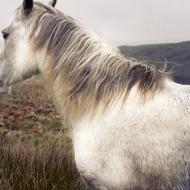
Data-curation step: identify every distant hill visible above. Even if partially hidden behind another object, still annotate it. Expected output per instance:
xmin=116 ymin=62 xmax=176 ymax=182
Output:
xmin=119 ymin=41 xmax=190 ymax=84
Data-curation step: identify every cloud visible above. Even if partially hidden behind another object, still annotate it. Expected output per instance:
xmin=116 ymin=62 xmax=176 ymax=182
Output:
xmin=0 ymin=0 xmax=189 ymax=45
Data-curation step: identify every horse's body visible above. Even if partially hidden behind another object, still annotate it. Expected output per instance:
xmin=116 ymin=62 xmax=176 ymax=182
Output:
xmin=0 ymin=1 xmax=190 ymax=189
xmin=72 ymin=80 xmax=190 ymax=189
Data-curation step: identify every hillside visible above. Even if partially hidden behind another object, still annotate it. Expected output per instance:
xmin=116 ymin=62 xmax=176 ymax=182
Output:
xmin=119 ymin=41 xmax=190 ymax=84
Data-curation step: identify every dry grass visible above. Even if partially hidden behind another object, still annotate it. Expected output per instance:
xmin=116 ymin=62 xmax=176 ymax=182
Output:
xmin=0 ymin=79 xmax=84 ymax=190
xmin=0 ymin=132 xmax=83 ymax=190
xmin=0 ymin=79 xmax=62 ymax=131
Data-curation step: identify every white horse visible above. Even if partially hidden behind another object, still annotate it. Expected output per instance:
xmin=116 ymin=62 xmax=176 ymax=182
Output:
xmin=0 ymin=0 xmax=190 ymax=189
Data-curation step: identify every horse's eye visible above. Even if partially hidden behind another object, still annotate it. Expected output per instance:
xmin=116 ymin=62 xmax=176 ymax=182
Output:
xmin=2 ymin=31 xmax=9 ymax=40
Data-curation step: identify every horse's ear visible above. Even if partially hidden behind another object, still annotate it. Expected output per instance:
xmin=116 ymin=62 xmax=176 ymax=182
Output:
xmin=23 ymin=0 xmax=33 ymax=15
xmin=49 ymin=0 xmax=57 ymax=7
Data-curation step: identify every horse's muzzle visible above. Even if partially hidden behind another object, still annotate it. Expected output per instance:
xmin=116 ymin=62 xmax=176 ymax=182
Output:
xmin=0 ymin=79 xmax=4 ymax=87
xmin=0 ymin=79 xmax=11 ymax=94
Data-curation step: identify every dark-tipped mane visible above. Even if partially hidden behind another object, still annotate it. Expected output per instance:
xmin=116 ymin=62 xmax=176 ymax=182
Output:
xmin=29 ymin=3 xmax=166 ymax=104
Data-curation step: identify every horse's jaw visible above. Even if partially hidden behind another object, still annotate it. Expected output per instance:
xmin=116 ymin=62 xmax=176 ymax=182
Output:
xmin=0 ymin=86 xmax=11 ymax=95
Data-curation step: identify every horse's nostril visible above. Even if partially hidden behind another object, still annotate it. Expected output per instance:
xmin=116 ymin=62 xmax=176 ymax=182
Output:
xmin=0 ymin=80 xmax=4 ymax=87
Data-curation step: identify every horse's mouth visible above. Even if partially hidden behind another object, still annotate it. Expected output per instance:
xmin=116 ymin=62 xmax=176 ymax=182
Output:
xmin=0 ymin=87 xmax=9 ymax=94
xmin=0 ymin=80 xmax=11 ymax=95
xmin=0 ymin=79 xmax=5 ymax=87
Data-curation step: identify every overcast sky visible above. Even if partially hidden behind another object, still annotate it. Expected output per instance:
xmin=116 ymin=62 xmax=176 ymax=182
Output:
xmin=0 ymin=0 xmax=190 ymax=46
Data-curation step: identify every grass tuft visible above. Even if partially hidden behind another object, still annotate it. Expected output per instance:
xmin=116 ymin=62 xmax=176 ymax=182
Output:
xmin=0 ymin=79 xmax=84 ymax=190
xmin=0 ymin=133 xmax=83 ymax=190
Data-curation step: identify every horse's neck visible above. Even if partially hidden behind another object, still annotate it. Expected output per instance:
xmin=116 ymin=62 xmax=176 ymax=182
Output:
xmin=38 ymin=36 xmax=121 ymax=121
xmin=39 ymin=30 xmax=164 ymax=125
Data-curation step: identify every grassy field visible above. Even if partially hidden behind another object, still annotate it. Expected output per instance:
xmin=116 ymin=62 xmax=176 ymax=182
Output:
xmin=0 ymin=79 xmax=84 ymax=190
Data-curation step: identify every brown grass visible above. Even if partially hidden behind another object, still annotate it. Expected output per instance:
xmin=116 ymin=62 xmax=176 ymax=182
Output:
xmin=0 ymin=78 xmax=84 ymax=190
xmin=0 ymin=79 xmax=62 ymax=131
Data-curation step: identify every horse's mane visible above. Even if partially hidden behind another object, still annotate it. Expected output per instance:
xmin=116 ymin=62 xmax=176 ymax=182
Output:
xmin=30 ymin=2 xmax=166 ymax=105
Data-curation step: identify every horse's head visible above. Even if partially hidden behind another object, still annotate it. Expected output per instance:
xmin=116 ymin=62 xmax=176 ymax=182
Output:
xmin=0 ymin=0 xmax=57 ymax=94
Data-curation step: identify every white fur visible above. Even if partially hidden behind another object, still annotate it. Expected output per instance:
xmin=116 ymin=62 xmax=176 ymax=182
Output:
xmin=72 ymin=80 xmax=190 ymax=189
xmin=0 ymin=22 xmax=38 ymax=86
xmin=0 ymin=4 xmax=190 ymax=189
xmin=15 ymin=27 xmax=31 ymax=72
